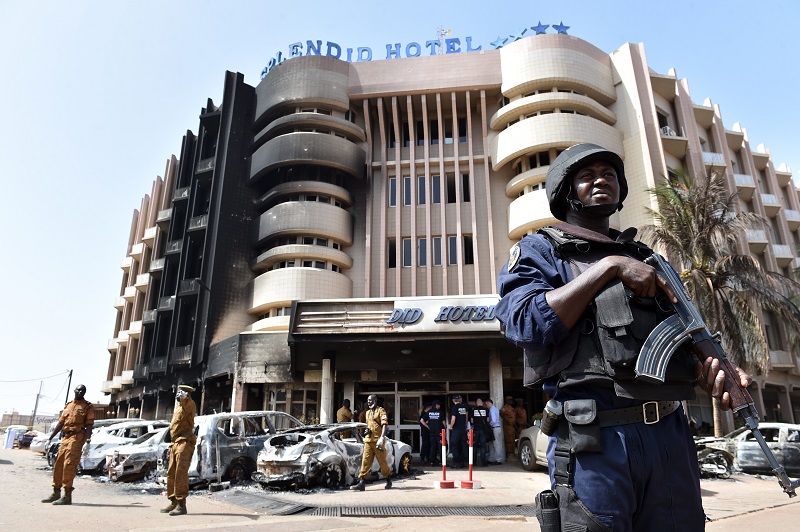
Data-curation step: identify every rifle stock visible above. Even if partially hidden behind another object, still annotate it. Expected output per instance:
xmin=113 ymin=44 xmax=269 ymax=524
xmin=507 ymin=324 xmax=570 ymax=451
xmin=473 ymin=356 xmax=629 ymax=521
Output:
xmin=636 ymin=252 xmax=799 ymax=497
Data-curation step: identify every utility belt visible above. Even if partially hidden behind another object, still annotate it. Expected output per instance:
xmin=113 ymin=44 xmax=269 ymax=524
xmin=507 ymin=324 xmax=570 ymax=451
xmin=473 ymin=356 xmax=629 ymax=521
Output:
xmin=541 ymin=399 xmax=680 ymax=487
xmin=62 ymin=430 xmax=85 ymax=437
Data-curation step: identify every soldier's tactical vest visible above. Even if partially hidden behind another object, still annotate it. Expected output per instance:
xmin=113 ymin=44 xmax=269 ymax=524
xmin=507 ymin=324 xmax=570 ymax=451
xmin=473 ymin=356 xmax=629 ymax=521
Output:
xmin=523 ymin=223 xmax=696 ymax=401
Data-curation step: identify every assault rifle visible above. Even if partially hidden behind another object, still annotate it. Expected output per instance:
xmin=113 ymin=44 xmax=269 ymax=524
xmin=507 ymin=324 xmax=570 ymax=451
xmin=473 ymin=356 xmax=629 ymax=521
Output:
xmin=635 ymin=252 xmax=800 ymax=497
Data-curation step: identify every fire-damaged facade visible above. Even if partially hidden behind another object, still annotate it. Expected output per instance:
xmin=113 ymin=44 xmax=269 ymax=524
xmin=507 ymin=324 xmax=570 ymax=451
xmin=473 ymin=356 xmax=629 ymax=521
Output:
xmin=104 ymin=32 xmax=800 ymax=450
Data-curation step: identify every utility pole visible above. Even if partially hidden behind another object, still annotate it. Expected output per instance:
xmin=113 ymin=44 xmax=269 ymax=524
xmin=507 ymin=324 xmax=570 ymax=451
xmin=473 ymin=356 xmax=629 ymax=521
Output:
xmin=64 ymin=369 xmax=73 ymax=406
xmin=30 ymin=381 xmax=42 ymax=430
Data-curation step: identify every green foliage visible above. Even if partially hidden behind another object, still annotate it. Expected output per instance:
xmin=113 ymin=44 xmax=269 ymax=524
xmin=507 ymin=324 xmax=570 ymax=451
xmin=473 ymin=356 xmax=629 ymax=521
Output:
xmin=639 ymin=168 xmax=800 ymax=374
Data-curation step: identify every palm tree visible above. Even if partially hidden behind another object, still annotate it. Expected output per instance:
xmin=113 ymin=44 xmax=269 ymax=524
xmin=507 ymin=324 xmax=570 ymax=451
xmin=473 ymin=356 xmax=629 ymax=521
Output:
xmin=639 ymin=168 xmax=800 ymax=436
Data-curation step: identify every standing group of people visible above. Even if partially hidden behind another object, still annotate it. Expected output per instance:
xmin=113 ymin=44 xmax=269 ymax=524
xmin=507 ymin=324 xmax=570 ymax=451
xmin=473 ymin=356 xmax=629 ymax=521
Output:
xmin=43 ymin=383 xmax=198 ymax=516
xmin=418 ymin=395 xmax=528 ymax=467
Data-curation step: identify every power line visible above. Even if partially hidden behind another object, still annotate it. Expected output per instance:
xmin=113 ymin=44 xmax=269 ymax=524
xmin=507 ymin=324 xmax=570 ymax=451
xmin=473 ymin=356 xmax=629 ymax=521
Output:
xmin=0 ymin=371 xmax=70 ymax=383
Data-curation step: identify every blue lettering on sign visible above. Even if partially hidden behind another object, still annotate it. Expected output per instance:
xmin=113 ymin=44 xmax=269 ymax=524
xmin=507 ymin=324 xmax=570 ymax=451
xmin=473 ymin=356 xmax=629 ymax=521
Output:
xmin=260 ymin=24 xmax=570 ymax=78
xmin=387 ymin=308 xmax=423 ymax=325
xmin=433 ymin=305 xmax=497 ymax=323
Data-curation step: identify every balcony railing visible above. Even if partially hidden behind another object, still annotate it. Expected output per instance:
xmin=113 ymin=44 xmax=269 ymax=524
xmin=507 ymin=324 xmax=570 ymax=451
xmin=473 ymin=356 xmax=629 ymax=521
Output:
xmin=156 ymin=208 xmax=172 ymax=226
xmin=171 ymin=345 xmax=193 ymax=366
xmin=133 ymin=364 xmax=149 ymax=380
xmin=173 ymin=186 xmax=190 ymax=201
xmin=785 ymin=209 xmax=800 ymax=230
xmin=130 ymin=242 xmax=145 ymax=259
xmin=123 ymin=285 xmax=137 ymax=302
xmin=158 ymin=295 xmax=176 ymax=311
xmin=128 ymin=320 xmax=142 ymax=338
xmin=142 ymin=309 xmax=157 ymax=324
xmin=142 ymin=226 xmax=158 ymax=248
xmin=178 ymin=278 xmax=202 ymax=295
xmin=761 ymin=193 xmax=781 ymax=217
xmin=702 ymin=151 xmax=725 ymax=166
xmin=773 ymin=244 xmax=794 ymax=267
xmin=770 ymin=350 xmax=795 ymax=369
xmin=100 ymin=380 xmax=113 ymax=393
xmin=149 ymin=356 xmax=167 ymax=373
xmin=188 ymin=214 xmax=208 ymax=231
xmin=120 ymin=370 xmax=134 ymax=385
xmin=149 ymin=257 xmax=165 ymax=277
xmin=114 ymin=297 xmax=126 ymax=310
xmin=135 ymin=273 xmax=150 ymax=292
xmin=107 ymin=338 xmax=118 ymax=351
xmin=659 ymin=125 xmax=685 ymax=137
xmin=121 ymin=256 xmax=134 ymax=271
xmin=746 ymin=229 xmax=768 ymax=253
xmin=196 ymin=157 xmax=215 ymax=174
xmin=165 ymin=240 xmax=183 ymax=255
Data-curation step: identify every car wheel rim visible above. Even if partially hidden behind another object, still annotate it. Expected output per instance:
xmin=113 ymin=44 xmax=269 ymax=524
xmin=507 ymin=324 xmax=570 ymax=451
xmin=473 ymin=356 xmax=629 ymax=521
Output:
xmin=521 ymin=446 xmax=531 ymax=465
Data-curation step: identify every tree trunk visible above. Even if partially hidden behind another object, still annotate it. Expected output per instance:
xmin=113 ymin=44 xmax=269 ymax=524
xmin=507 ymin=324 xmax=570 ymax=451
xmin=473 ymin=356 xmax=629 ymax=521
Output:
xmin=712 ymin=397 xmax=724 ymax=437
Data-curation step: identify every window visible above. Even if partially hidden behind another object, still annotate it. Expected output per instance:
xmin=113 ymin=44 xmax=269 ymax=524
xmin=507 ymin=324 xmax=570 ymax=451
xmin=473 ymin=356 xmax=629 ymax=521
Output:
xmin=446 ymin=173 xmax=457 ymax=203
xmin=403 ymin=176 xmax=412 ymax=206
xmin=331 ymin=264 xmax=340 ymax=273
xmin=402 ymin=238 xmax=412 ymax=267
xmin=345 ymin=110 xmax=356 ymax=123
xmin=457 ymin=117 xmax=467 ymax=143
xmin=314 ymin=261 xmax=325 ymax=269
xmin=417 ymin=176 xmax=426 ymax=205
xmin=444 ymin=119 xmax=454 ymax=145
xmin=461 ymin=174 xmax=471 ymax=202
xmin=416 ymin=120 xmax=425 ymax=146
xmin=303 ymin=260 xmax=313 ymax=268
xmin=432 ymin=237 xmax=442 ymax=266
xmin=448 ymin=236 xmax=458 ymax=265
xmin=529 ymin=151 xmax=551 ymax=169
xmin=316 ymin=238 xmax=328 ymax=246
xmin=388 ymin=124 xmax=396 ymax=148
xmin=303 ymin=237 xmax=314 ymax=245
xmin=418 ymin=238 xmax=427 ymax=266
xmin=430 ymin=120 xmax=439 ymax=145
xmin=402 ymin=122 xmax=410 ymax=147
xmin=431 ymin=175 xmax=441 ymax=204
xmin=388 ymin=239 xmax=396 ymax=268
xmin=388 ymin=178 xmax=396 ymax=207
xmin=463 ymin=236 xmax=474 ymax=264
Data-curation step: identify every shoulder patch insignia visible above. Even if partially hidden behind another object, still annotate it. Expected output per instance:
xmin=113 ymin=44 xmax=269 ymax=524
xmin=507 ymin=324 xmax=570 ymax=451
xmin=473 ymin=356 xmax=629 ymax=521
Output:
xmin=508 ymin=243 xmax=521 ymax=273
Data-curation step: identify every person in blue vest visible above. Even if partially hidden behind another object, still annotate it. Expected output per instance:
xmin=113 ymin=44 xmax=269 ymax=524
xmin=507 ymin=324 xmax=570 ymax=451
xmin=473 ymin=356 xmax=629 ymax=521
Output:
xmin=495 ymin=143 xmax=752 ymax=531
xmin=448 ymin=394 xmax=469 ymax=469
xmin=426 ymin=399 xmax=445 ymax=465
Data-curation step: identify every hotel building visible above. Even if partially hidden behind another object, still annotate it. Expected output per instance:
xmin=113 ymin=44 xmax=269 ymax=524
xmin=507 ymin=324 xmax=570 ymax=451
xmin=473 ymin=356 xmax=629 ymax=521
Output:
xmin=103 ymin=32 xmax=800 ymax=449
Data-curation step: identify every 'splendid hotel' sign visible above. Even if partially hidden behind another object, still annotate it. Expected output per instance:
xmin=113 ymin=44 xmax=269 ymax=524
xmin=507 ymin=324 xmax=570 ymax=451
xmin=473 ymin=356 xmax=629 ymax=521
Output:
xmin=261 ymin=22 xmax=571 ymax=78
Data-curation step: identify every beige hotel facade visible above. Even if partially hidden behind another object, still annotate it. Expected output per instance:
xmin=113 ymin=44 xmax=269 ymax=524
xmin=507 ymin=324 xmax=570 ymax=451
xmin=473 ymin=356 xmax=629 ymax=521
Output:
xmin=104 ymin=32 xmax=800 ymax=449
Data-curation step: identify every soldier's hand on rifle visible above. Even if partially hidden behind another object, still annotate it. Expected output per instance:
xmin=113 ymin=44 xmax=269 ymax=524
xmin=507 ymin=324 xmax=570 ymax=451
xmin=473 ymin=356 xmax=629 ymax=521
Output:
xmin=696 ymin=356 xmax=752 ymax=411
xmin=609 ymin=256 xmax=678 ymax=302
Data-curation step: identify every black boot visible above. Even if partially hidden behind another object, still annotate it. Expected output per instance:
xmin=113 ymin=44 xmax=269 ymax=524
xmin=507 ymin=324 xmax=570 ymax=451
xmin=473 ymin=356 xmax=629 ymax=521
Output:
xmin=41 ymin=488 xmax=61 ymax=503
xmin=350 ymin=478 xmax=365 ymax=491
xmin=385 ymin=476 xmax=392 ymax=489
xmin=168 ymin=500 xmax=187 ymax=516
xmin=52 ymin=488 xmax=73 ymax=505
xmin=160 ymin=498 xmax=177 ymax=513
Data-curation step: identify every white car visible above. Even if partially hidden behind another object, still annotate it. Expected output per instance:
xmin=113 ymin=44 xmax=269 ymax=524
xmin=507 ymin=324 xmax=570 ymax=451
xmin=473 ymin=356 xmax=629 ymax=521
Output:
xmin=516 ymin=419 xmax=550 ymax=471
xmin=252 ymin=422 xmax=413 ymax=489
xmin=28 ymin=431 xmax=51 ymax=454
xmin=106 ymin=427 xmax=171 ymax=481
xmin=80 ymin=420 xmax=168 ymax=473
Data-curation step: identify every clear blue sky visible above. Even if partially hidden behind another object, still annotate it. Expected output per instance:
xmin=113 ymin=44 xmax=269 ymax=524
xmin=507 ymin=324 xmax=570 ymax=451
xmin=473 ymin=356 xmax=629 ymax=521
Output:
xmin=2 ymin=0 xmax=798 ymax=417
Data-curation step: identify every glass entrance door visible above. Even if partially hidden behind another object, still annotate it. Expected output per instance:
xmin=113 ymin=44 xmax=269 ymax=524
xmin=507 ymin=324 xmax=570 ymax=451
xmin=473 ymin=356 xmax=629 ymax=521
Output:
xmin=395 ymin=394 xmax=421 ymax=454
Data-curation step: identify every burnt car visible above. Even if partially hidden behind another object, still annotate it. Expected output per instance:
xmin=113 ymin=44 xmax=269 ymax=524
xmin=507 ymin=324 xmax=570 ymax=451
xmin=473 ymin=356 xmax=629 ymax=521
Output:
xmin=106 ymin=427 xmax=171 ymax=481
xmin=80 ymin=419 xmax=169 ymax=473
xmin=516 ymin=419 xmax=549 ymax=471
xmin=251 ymin=422 xmax=413 ymax=489
xmin=157 ymin=411 xmax=304 ymax=487
xmin=699 ymin=422 xmax=800 ymax=476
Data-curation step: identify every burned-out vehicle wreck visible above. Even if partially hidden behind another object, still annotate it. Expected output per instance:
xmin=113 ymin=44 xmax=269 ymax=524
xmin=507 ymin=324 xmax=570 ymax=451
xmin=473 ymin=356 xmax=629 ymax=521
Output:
xmin=251 ymin=422 xmax=413 ymax=490
xmin=157 ymin=411 xmax=305 ymax=487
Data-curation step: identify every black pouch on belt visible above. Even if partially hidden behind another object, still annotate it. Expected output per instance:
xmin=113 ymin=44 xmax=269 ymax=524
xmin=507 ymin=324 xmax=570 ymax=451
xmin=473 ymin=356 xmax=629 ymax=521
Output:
xmin=535 ymin=489 xmax=561 ymax=532
xmin=564 ymin=399 xmax=603 ymax=453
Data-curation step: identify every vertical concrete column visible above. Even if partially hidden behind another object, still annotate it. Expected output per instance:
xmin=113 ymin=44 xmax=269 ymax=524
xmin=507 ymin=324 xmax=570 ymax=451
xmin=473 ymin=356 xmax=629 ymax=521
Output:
xmin=778 ymin=386 xmax=794 ymax=423
xmin=488 ymin=349 xmax=504 ymax=405
xmin=344 ymin=380 xmax=355 ymax=407
xmin=752 ymin=379 xmax=766 ymax=421
xmin=320 ymin=358 xmax=334 ymax=424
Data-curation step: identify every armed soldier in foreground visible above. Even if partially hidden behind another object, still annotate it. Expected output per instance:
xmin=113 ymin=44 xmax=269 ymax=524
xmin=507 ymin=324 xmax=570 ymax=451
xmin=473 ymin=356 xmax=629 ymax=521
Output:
xmin=496 ymin=144 xmax=752 ymax=532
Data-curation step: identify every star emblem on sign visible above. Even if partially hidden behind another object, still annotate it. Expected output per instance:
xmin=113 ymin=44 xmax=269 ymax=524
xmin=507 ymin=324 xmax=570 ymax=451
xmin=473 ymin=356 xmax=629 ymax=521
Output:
xmin=508 ymin=27 xmax=528 ymax=42
xmin=553 ymin=21 xmax=570 ymax=34
xmin=490 ymin=36 xmax=508 ymax=49
xmin=532 ymin=22 xmax=549 ymax=34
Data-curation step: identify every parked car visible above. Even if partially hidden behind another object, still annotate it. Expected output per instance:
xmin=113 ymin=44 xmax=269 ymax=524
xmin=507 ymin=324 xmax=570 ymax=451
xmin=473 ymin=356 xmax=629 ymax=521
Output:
xmin=80 ymin=420 xmax=169 ymax=473
xmin=157 ymin=411 xmax=304 ymax=487
xmin=251 ymin=422 xmax=413 ymax=489
xmin=516 ymin=419 xmax=549 ymax=471
xmin=106 ymin=427 xmax=171 ymax=482
xmin=29 ymin=431 xmax=53 ymax=454
xmin=698 ymin=422 xmax=800 ymax=475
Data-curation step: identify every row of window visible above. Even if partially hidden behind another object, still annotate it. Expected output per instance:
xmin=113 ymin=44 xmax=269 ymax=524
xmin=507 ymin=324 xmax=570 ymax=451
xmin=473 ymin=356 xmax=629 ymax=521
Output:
xmin=498 ymin=88 xmax=586 ymax=108
xmin=265 ymin=235 xmax=342 ymax=251
xmin=388 ymin=174 xmax=470 ymax=206
xmin=506 ymin=108 xmax=586 ymax=129
xmin=257 ymin=307 xmax=292 ymax=320
xmin=387 ymin=235 xmax=474 ymax=268
xmin=271 ymin=260 xmax=342 ymax=273
xmin=388 ymin=117 xmax=468 ymax=148
xmin=277 ymin=193 xmax=344 ymax=208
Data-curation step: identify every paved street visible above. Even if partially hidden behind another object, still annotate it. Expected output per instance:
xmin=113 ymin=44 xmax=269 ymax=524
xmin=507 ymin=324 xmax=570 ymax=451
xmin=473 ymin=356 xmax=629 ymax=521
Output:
xmin=2 ymin=446 xmax=800 ymax=530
